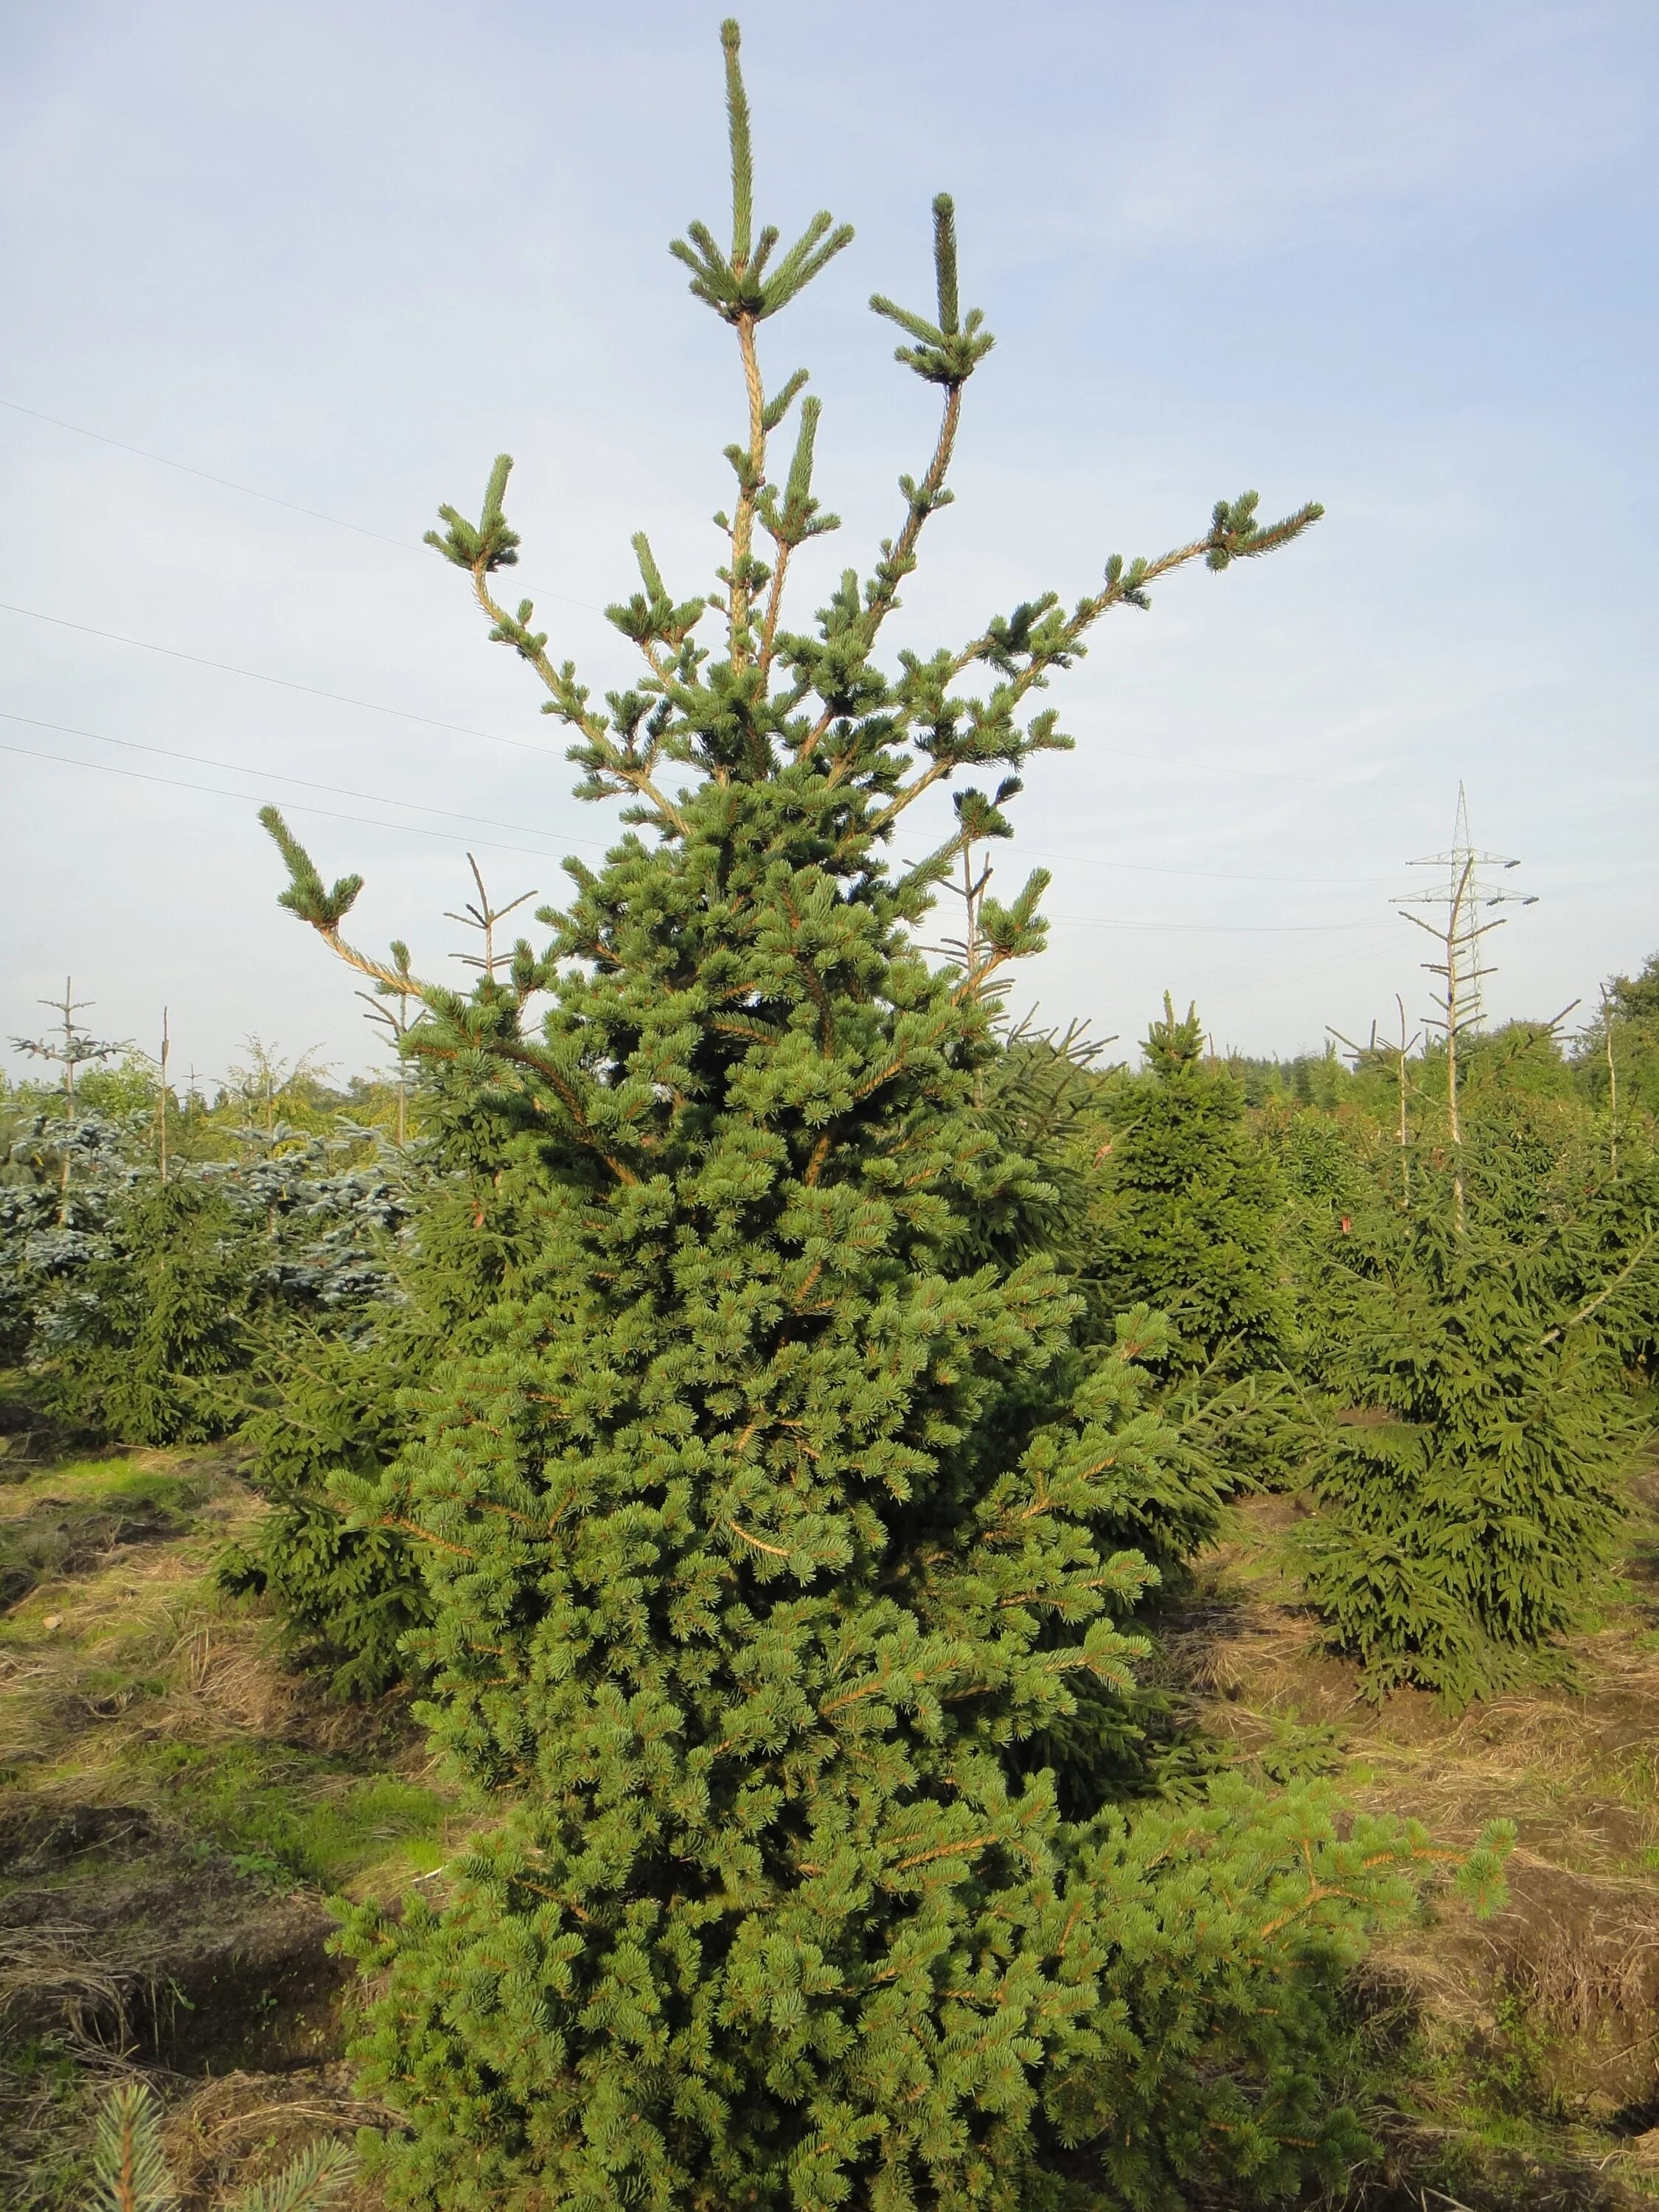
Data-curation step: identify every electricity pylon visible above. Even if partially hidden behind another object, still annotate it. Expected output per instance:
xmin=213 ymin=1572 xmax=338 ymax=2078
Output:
xmin=1394 ymin=785 xmax=1536 ymax=1228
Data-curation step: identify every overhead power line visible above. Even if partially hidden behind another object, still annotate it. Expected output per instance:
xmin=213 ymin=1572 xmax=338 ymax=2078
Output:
xmin=1203 ymin=929 xmax=1402 ymax=1005
xmin=0 ymin=700 xmax=1388 ymax=891
xmin=1 ymin=586 xmax=1357 ymax=796
xmin=0 ymin=392 xmax=606 ymax=610
xmin=0 ymin=708 xmax=611 ymax=852
xmin=1020 ymin=841 xmax=1394 ymax=887
xmin=0 ymin=599 xmax=566 ymax=756
xmin=4 ymin=737 xmax=1380 ymax=936
xmin=0 ymin=394 xmax=422 ymax=552
xmin=1048 ymin=911 xmax=1373 ymax=935
xmin=2 ymin=407 xmax=1368 ymax=796
xmin=0 ymin=739 xmax=573 ymax=866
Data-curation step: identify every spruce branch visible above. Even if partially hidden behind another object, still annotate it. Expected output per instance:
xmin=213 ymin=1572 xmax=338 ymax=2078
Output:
xmin=89 ymin=2081 xmax=176 ymax=2212
xmin=259 ymin=814 xmax=647 ymax=1183
xmin=1205 ymin=490 xmax=1326 ymax=570
xmin=933 ymin=191 xmax=959 ymax=334
xmin=260 ymin=804 xmax=363 ymax=930
xmin=863 ymin=492 xmax=1323 ymax=827
xmin=669 ymin=26 xmax=851 ymax=325
xmin=761 ymin=366 xmax=810 ymax=433
xmin=799 ymin=403 xmax=963 ymax=761
xmin=423 ymin=452 xmax=522 ymax=573
xmin=726 ymin=309 xmax=769 ymax=667
xmin=427 ymin=462 xmax=691 ymax=833
xmin=1539 ymin=1225 xmax=1659 ymax=1348
xmin=232 ymin=2139 xmax=358 ymax=2212
xmin=721 ymin=17 xmax=754 ymax=271
xmin=86 ymin=2079 xmax=355 ymax=2212
xmin=791 ymin=195 xmax=1001 ymax=733
xmin=869 ymin=195 xmax=995 ymax=387
xmin=757 ymin=395 xmax=839 ymax=672
xmin=605 ymin=531 xmax=707 ymax=658
xmin=759 ymin=209 xmax=855 ymax=316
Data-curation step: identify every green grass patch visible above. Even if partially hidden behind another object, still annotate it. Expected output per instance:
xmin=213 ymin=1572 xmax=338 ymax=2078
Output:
xmin=0 ymin=1454 xmax=213 ymax=1609
xmin=137 ymin=1738 xmax=450 ymax=1890
xmin=0 ymin=1454 xmax=209 ymax=1519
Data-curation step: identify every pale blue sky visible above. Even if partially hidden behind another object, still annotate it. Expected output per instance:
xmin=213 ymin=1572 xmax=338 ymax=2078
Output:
xmin=1 ymin=1 xmax=1654 ymax=1082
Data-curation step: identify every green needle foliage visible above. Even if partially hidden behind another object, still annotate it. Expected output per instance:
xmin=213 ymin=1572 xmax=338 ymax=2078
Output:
xmin=1085 ymin=996 xmax=1298 ymax=1481
xmin=1091 ymin=997 xmax=1292 ymax=1375
xmin=89 ymin=2081 xmax=175 ymax=2212
xmin=218 ymin=1318 xmax=436 ymax=1697
xmin=87 ymin=2079 xmax=355 ymax=2212
xmin=43 ymin=1177 xmax=250 ymax=1444
xmin=220 ymin=1135 xmax=542 ymax=1697
xmin=1299 ymin=1137 xmax=1631 ymax=1702
xmin=257 ymin=22 xmax=1503 ymax=2209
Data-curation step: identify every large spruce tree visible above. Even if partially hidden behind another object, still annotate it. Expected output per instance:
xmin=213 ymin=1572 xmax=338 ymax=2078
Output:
xmin=262 ymin=25 xmax=1503 ymax=2208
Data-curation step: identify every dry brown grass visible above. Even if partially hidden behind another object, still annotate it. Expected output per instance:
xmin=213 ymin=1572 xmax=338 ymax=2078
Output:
xmin=0 ymin=1479 xmax=425 ymax=1801
xmin=1162 ymin=1485 xmax=1659 ymax=2143
xmin=0 ymin=1437 xmax=459 ymax=2208
xmin=0 ymin=1919 xmax=131 ymax=2048
xmin=160 ymin=2066 xmax=396 ymax=2211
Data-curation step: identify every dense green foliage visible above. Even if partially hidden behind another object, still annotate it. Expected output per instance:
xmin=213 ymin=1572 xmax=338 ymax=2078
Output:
xmin=0 ymin=1076 xmax=411 ymax=1447
xmin=1582 ymin=947 xmax=1659 ymax=1116
xmin=238 ymin=24 xmax=1522 ymax=2212
xmin=1296 ymin=1138 xmax=1632 ymax=1699
xmin=1082 ymin=995 xmax=1299 ymax=1485
xmin=220 ymin=1135 xmax=540 ymax=1697
xmin=11 ymin=24 xmax=1656 ymax=2208
xmin=1089 ymin=997 xmax=1290 ymax=1379
xmin=41 ymin=1176 xmax=248 ymax=1444
xmin=87 ymin=2078 xmax=355 ymax=2212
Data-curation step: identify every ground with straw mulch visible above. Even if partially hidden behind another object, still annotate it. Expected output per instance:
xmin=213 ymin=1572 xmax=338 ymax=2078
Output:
xmin=0 ymin=1386 xmax=454 ymax=2211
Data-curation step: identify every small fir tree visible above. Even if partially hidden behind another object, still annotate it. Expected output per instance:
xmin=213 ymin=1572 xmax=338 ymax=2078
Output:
xmin=261 ymin=25 xmax=1503 ymax=2208
xmin=1590 ymin=948 xmax=1659 ymax=1116
xmin=1299 ymin=1130 xmax=1630 ymax=1701
xmin=86 ymin=2077 xmax=355 ymax=2212
xmin=1085 ymin=996 xmax=1298 ymax=1481
xmin=0 ymin=1031 xmax=418 ymax=1453
xmin=9 ymin=978 xmax=124 ymax=1216
xmin=1089 ymin=996 xmax=1290 ymax=1374
xmin=39 ymin=1175 xmax=250 ymax=1443
xmin=220 ymin=1113 xmax=541 ymax=1697
xmin=217 ymin=1319 xmax=434 ymax=1697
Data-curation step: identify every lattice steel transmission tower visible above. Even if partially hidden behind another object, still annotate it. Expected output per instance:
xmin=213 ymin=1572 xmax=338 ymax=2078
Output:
xmin=1394 ymin=785 xmax=1536 ymax=1225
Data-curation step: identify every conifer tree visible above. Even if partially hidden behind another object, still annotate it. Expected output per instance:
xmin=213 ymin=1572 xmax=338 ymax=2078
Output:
xmin=86 ymin=2077 xmax=355 ymax=2212
xmin=1299 ymin=1130 xmax=1630 ymax=1702
xmin=1573 ymin=949 xmax=1659 ymax=1164
xmin=260 ymin=25 xmax=1503 ymax=2207
xmin=220 ymin=1125 xmax=540 ymax=1697
xmin=1084 ymin=995 xmax=1297 ymax=1481
xmin=40 ymin=1175 xmax=249 ymax=1443
xmin=10 ymin=978 xmax=124 ymax=1216
xmin=1089 ymin=996 xmax=1290 ymax=1374
xmin=0 ymin=1028 xmax=422 ymax=1455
